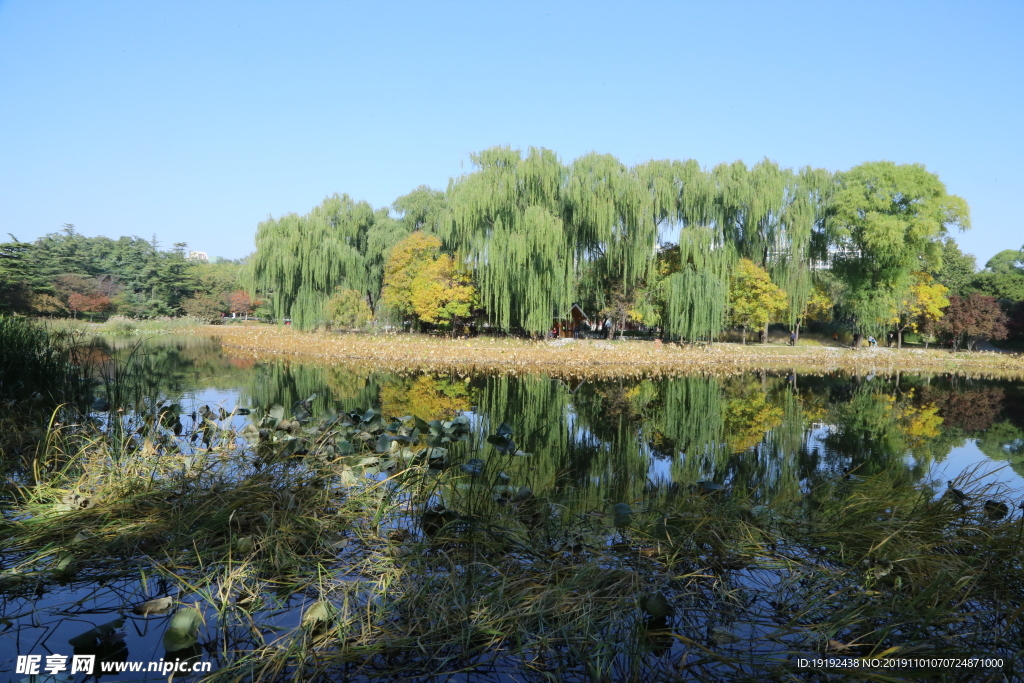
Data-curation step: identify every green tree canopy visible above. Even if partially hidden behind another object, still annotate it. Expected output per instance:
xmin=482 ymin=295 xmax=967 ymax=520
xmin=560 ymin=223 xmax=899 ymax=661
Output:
xmin=827 ymin=161 xmax=970 ymax=335
xmin=445 ymin=147 xmax=576 ymax=334
xmin=972 ymin=248 xmax=1024 ymax=302
xmin=929 ymin=238 xmax=977 ymax=296
xmin=248 ymin=194 xmax=377 ymax=329
xmin=325 ymin=288 xmax=374 ymax=329
xmin=0 ymin=225 xmax=222 ymax=318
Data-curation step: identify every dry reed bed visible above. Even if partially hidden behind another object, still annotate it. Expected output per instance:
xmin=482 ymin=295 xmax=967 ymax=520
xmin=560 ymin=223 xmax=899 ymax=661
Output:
xmin=8 ymin=417 xmax=1023 ymax=681
xmin=207 ymin=326 xmax=1024 ymax=380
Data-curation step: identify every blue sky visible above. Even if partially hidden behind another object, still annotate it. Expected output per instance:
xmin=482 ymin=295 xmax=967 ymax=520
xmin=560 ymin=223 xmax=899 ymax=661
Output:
xmin=1 ymin=1 xmax=1020 ymax=264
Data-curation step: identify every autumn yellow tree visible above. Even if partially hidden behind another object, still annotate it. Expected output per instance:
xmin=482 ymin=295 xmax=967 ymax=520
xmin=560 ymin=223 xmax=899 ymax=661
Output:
xmin=728 ymin=259 xmax=788 ymax=344
xmin=719 ymin=376 xmax=785 ymax=452
xmin=410 ymin=254 xmax=476 ymax=329
xmin=381 ymin=231 xmax=441 ymax=320
xmin=799 ymin=282 xmax=833 ymax=325
xmin=888 ymin=272 xmax=949 ymax=348
xmin=724 ymin=391 xmax=784 ymax=452
xmin=382 ymin=231 xmax=477 ymax=331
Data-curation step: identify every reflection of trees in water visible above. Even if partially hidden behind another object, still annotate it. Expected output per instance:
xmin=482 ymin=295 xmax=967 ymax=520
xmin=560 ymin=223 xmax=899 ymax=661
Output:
xmin=978 ymin=421 xmax=1024 ymax=473
xmin=908 ymin=379 xmax=1024 ymax=475
xmin=568 ymin=381 xmax=653 ymax=504
xmin=240 ymin=360 xmax=385 ymax=418
xmin=121 ymin=337 xmax=1024 ymax=498
xmin=379 ymin=375 xmax=472 ymax=421
xmin=474 ymin=375 xmax=581 ymax=501
xmin=467 ymin=371 xmax=1017 ymax=507
xmin=825 ymin=388 xmax=902 ymax=468
xmin=722 ymin=375 xmax=785 ymax=453
xmin=821 ymin=382 xmax=934 ymax=483
xmin=241 ymin=363 xmax=1024 ymax=489
xmin=723 ymin=386 xmax=808 ymax=504
xmin=925 ymin=386 xmax=1005 ymax=432
xmin=959 ymin=380 xmax=1024 ymax=475
xmin=101 ymin=335 xmax=255 ymax=407
xmin=643 ymin=376 xmax=725 ymax=466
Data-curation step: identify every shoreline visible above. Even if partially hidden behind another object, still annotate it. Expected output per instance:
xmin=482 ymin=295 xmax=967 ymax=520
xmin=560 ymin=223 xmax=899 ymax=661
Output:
xmin=203 ymin=326 xmax=1024 ymax=380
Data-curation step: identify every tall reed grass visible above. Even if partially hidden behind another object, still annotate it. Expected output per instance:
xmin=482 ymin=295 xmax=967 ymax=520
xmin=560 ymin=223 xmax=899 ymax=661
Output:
xmin=0 ymin=316 xmax=91 ymax=409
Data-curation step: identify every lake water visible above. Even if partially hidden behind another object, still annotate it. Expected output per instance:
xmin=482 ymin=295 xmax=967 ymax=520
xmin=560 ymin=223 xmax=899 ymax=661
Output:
xmin=3 ymin=335 xmax=1024 ymax=681
xmin=108 ymin=336 xmax=1024 ymax=495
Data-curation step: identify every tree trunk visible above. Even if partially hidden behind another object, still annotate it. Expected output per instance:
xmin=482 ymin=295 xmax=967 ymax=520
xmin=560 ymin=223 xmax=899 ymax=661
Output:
xmin=741 ymin=325 xmax=747 ymax=345
xmin=897 ymin=329 xmax=903 ymax=349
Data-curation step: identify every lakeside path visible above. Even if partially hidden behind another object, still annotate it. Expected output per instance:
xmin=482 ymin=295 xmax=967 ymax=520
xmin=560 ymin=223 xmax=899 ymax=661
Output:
xmin=205 ymin=326 xmax=1024 ymax=380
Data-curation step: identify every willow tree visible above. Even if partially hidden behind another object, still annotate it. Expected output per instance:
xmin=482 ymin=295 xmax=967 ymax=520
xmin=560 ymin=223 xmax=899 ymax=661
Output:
xmin=248 ymin=194 xmax=376 ymax=329
xmin=773 ymin=167 xmax=833 ymax=333
xmin=634 ymin=159 xmax=731 ymax=341
xmin=660 ymin=227 xmax=734 ymax=342
xmin=445 ymin=147 xmax=575 ymax=334
xmin=647 ymin=376 xmax=726 ymax=475
xmin=569 ymin=153 xmax=658 ymax=336
xmin=634 ymin=157 xmax=720 ymax=249
xmin=710 ymin=160 xmax=833 ymax=337
xmin=363 ymin=208 xmax=408 ymax=314
xmin=393 ymin=185 xmax=447 ymax=233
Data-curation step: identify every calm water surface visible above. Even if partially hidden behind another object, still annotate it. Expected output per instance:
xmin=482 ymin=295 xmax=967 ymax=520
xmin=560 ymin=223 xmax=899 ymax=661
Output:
xmin=126 ymin=336 xmax=1024 ymax=494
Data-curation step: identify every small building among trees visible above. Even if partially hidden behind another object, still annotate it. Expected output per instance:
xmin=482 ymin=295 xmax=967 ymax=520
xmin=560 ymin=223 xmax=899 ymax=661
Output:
xmin=553 ymin=303 xmax=588 ymax=338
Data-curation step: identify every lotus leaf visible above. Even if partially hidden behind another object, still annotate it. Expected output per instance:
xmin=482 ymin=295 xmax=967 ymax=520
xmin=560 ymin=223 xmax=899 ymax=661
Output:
xmin=68 ymin=616 xmax=125 ymax=648
xmin=162 ymin=607 xmax=202 ymax=652
xmin=460 ymin=458 xmax=485 ymax=477
xmin=486 ymin=435 xmax=516 ymax=453
xmin=613 ymin=503 xmax=633 ymax=528
xmin=711 ymin=626 xmax=740 ymax=645
xmin=301 ymin=600 xmax=334 ymax=629
xmin=54 ymin=550 xmax=75 ymax=572
xmin=639 ymin=591 xmax=673 ymax=619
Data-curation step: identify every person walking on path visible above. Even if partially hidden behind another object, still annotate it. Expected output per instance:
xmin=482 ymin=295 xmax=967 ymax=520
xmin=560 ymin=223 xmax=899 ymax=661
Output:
xmin=789 ymin=331 xmax=797 ymax=346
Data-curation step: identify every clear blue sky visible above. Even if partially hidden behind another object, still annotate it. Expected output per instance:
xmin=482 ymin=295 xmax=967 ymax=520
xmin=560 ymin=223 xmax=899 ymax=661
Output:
xmin=1 ymin=1 xmax=1020 ymax=264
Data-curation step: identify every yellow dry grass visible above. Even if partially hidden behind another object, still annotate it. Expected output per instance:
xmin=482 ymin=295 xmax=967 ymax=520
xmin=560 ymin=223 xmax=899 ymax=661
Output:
xmin=205 ymin=326 xmax=1024 ymax=380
